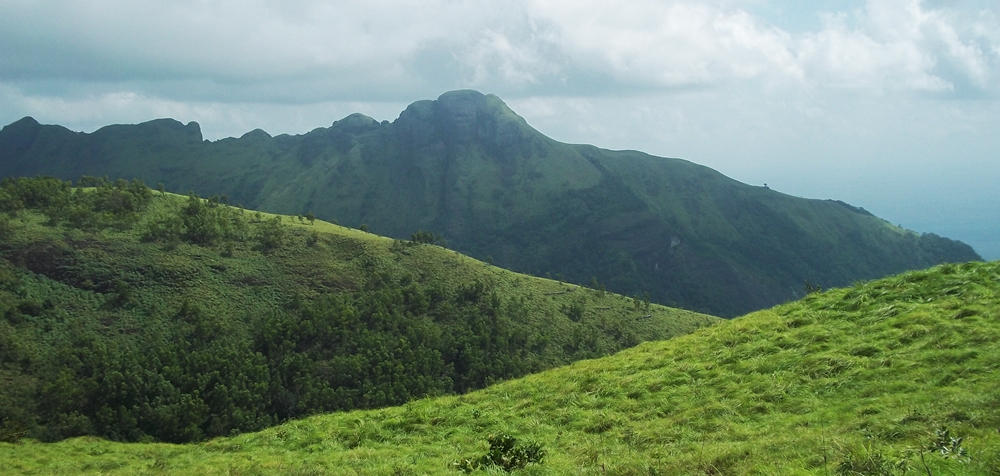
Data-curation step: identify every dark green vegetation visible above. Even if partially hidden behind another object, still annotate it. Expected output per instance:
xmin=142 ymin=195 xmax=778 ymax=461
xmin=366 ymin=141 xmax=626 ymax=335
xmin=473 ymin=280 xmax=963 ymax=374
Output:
xmin=2 ymin=259 xmax=997 ymax=474
xmin=0 ymin=177 xmax=716 ymax=444
xmin=454 ymin=433 xmax=545 ymax=473
xmin=0 ymin=90 xmax=980 ymax=317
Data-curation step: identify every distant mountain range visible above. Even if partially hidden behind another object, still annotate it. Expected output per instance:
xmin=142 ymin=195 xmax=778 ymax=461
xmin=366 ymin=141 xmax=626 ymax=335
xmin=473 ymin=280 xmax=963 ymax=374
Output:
xmin=0 ymin=90 xmax=980 ymax=316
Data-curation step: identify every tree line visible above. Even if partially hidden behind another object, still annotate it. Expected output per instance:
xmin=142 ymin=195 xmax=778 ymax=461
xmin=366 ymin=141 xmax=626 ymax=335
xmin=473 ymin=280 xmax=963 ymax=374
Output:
xmin=0 ymin=176 xmax=643 ymax=443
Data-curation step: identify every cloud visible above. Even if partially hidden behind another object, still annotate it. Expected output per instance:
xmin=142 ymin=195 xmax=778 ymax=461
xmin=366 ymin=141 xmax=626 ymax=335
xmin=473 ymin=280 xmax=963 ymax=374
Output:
xmin=1 ymin=0 xmax=490 ymax=100
xmin=0 ymin=0 xmax=997 ymax=258
xmin=516 ymin=0 xmax=997 ymax=93
xmin=1 ymin=0 xmax=996 ymax=104
xmin=522 ymin=1 xmax=803 ymax=88
xmin=793 ymin=0 xmax=994 ymax=92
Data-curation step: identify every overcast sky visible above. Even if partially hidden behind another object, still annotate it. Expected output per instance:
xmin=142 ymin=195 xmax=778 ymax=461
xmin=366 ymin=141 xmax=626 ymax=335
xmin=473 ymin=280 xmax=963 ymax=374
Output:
xmin=1 ymin=0 xmax=997 ymax=259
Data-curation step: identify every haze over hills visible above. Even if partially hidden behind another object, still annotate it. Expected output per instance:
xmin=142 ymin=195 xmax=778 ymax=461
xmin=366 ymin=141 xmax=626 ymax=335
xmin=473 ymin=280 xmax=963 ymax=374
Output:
xmin=0 ymin=90 xmax=981 ymax=317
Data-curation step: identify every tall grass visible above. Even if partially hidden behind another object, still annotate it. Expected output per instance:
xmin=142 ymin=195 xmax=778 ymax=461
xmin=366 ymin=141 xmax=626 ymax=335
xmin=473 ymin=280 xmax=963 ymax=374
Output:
xmin=2 ymin=261 xmax=997 ymax=474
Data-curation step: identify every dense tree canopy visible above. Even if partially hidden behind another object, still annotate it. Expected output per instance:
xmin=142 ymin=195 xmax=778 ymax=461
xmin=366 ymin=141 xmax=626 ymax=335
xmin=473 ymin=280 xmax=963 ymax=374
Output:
xmin=0 ymin=177 xmax=714 ymax=443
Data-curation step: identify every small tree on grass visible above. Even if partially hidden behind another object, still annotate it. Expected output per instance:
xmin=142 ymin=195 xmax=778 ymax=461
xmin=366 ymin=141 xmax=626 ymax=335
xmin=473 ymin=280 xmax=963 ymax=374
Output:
xmin=410 ymin=230 xmax=445 ymax=245
xmin=256 ymin=217 xmax=286 ymax=251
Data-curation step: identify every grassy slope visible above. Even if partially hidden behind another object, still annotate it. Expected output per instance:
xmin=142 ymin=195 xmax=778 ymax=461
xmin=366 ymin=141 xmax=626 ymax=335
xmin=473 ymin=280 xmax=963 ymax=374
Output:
xmin=0 ymin=186 xmax=718 ymax=441
xmin=2 ymin=261 xmax=997 ymax=475
xmin=0 ymin=190 xmax=716 ymax=355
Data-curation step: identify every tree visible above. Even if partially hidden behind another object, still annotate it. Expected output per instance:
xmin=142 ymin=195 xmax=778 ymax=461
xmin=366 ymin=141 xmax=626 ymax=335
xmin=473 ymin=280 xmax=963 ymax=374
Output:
xmin=0 ymin=213 xmax=11 ymax=239
xmin=181 ymin=192 xmax=220 ymax=244
xmin=256 ymin=217 xmax=286 ymax=251
xmin=410 ymin=230 xmax=442 ymax=245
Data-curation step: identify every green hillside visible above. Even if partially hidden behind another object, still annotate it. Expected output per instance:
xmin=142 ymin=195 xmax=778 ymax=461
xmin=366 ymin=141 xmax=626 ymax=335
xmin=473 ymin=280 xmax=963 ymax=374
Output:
xmin=0 ymin=176 xmax=717 ymax=444
xmin=0 ymin=90 xmax=980 ymax=317
xmin=2 ymin=258 xmax=997 ymax=474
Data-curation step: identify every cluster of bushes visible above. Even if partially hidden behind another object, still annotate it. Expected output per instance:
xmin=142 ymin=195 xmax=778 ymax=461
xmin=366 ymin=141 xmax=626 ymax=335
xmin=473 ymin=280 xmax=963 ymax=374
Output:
xmin=0 ymin=176 xmax=648 ymax=443
xmin=0 ymin=264 xmax=548 ymax=443
xmin=835 ymin=427 xmax=971 ymax=476
xmin=0 ymin=176 xmax=152 ymax=230
xmin=143 ymin=192 xmax=286 ymax=252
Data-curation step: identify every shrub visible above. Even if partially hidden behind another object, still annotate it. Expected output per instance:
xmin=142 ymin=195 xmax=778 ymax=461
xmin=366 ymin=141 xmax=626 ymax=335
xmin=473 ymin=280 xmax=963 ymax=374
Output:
xmin=835 ymin=442 xmax=907 ymax=476
xmin=0 ymin=213 xmax=11 ymax=239
xmin=564 ymin=300 xmax=585 ymax=322
xmin=410 ymin=230 xmax=441 ymax=245
xmin=256 ymin=217 xmax=286 ymax=251
xmin=454 ymin=433 xmax=545 ymax=473
xmin=928 ymin=427 xmax=968 ymax=461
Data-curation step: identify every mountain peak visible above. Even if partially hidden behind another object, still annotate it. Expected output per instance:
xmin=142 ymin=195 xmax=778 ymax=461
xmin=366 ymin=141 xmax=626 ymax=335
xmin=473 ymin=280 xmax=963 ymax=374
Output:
xmin=0 ymin=116 xmax=44 ymax=159
xmin=9 ymin=116 xmax=40 ymax=127
xmin=435 ymin=89 xmax=488 ymax=107
xmin=393 ymin=90 xmax=534 ymax=146
xmin=0 ymin=94 xmax=981 ymax=317
xmin=92 ymin=118 xmax=204 ymax=143
xmin=332 ymin=112 xmax=380 ymax=132
xmin=0 ymin=116 xmax=42 ymax=136
xmin=434 ymin=90 xmax=521 ymax=121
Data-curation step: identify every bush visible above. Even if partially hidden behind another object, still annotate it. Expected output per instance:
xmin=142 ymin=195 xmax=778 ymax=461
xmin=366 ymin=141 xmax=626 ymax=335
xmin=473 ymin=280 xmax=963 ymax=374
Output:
xmin=0 ymin=213 xmax=12 ymax=239
xmin=928 ymin=427 xmax=968 ymax=460
xmin=835 ymin=443 xmax=907 ymax=476
xmin=255 ymin=217 xmax=285 ymax=251
xmin=410 ymin=230 xmax=441 ymax=245
xmin=454 ymin=433 xmax=545 ymax=473
xmin=144 ymin=192 xmax=248 ymax=247
xmin=0 ymin=176 xmax=152 ymax=230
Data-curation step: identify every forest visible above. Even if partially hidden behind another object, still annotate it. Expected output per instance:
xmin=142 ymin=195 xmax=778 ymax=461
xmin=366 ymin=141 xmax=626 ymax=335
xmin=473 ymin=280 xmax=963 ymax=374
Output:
xmin=0 ymin=176 xmax=715 ymax=443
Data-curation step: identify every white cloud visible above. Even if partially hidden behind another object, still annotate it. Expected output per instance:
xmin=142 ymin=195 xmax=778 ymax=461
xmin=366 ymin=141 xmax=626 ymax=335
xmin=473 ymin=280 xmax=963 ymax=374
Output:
xmin=522 ymin=1 xmax=802 ymax=87
xmin=2 ymin=0 xmax=996 ymax=100
xmin=1 ymin=0 xmax=498 ymax=99
xmin=792 ymin=0 xmax=994 ymax=91
xmin=518 ymin=0 xmax=996 ymax=93
xmin=798 ymin=11 xmax=950 ymax=91
xmin=1 ymin=0 xmax=998 ymax=258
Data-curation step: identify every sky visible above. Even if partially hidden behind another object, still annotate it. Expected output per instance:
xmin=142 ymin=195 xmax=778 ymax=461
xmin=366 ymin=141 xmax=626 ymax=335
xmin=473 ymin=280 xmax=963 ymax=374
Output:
xmin=1 ymin=0 xmax=997 ymax=259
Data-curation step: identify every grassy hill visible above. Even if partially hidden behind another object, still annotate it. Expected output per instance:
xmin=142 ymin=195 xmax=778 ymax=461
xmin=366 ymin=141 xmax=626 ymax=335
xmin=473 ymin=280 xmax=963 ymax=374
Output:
xmin=0 ymin=90 xmax=981 ymax=317
xmin=0 ymin=177 xmax=717 ymax=444
xmin=2 ymin=257 xmax=997 ymax=474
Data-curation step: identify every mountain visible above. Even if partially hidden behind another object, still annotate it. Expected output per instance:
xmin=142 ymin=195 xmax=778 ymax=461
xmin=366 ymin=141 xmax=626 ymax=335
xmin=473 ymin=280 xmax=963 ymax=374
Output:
xmin=0 ymin=177 xmax=717 ymax=443
xmin=0 ymin=90 xmax=981 ymax=316
xmin=3 ymin=259 xmax=997 ymax=474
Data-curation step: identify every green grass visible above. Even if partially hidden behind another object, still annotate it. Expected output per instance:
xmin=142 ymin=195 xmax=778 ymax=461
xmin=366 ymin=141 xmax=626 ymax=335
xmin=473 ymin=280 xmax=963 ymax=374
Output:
xmin=0 ymin=182 xmax=717 ymax=443
xmin=3 ymin=260 xmax=997 ymax=474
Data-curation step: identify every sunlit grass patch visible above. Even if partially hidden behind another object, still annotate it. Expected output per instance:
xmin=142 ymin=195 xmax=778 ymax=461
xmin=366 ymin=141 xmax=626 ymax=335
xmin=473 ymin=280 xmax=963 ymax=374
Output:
xmin=3 ymin=257 xmax=999 ymax=474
